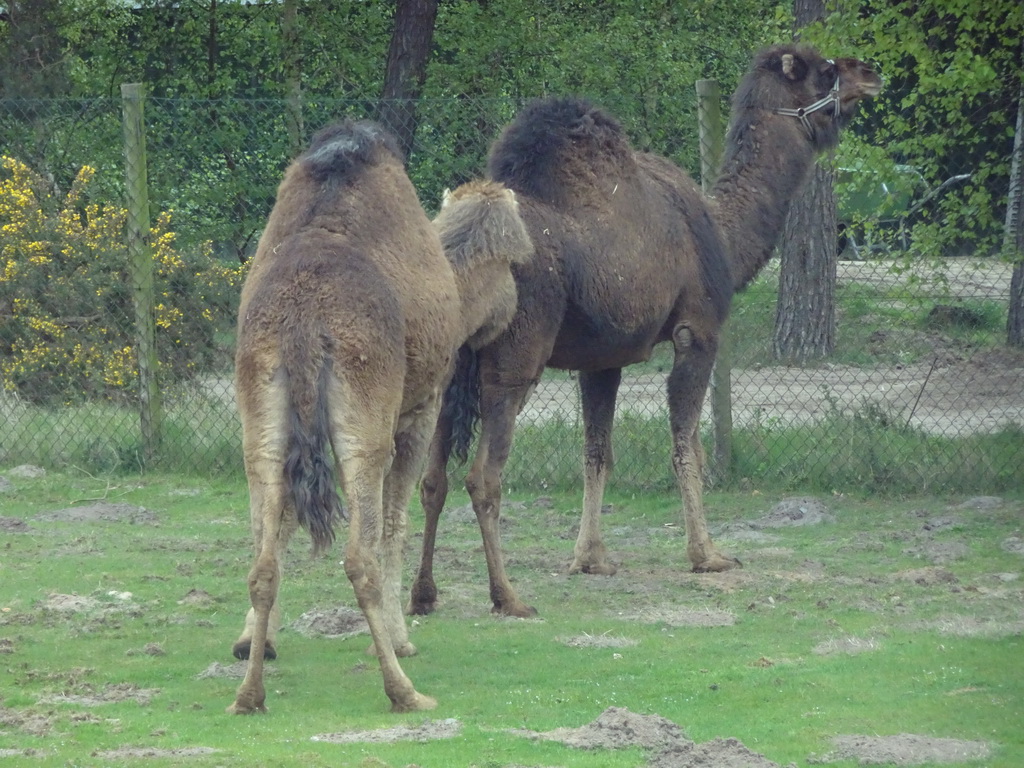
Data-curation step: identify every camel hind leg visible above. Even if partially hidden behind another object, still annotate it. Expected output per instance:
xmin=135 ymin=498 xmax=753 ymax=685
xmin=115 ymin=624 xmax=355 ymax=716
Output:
xmin=232 ymin=468 xmax=296 ymax=662
xmin=339 ymin=394 xmax=436 ymax=712
xmin=377 ymin=397 xmax=443 ymax=653
xmin=228 ymin=462 xmax=296 ymax=714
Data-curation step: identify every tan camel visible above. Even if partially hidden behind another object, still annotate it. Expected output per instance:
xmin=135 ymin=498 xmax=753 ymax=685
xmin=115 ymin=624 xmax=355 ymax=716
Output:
xmin=411 ymin=44 xmax=882 ymax=617
xmin=228 ymin=120 xmax=531 ymax=714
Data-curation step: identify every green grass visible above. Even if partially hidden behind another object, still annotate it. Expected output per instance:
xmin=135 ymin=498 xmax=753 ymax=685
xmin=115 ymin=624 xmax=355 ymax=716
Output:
xmin=1 ymin=472 xmax=1022 ymax=766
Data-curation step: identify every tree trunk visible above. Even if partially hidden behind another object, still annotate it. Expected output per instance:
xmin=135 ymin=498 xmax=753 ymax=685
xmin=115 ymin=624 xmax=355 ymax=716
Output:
xmin=773 ymin=162 xmax=838 ymax=362
xmin=378 ymin=0 xmax=439 ymax=159
xmin=773 ymin=0 xmax=837 ymax=362
xmin=1005 ymin=51 xmax=1024 ymax=347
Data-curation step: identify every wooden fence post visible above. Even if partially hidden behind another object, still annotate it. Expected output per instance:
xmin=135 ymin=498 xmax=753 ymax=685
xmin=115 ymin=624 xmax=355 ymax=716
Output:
xmin=696 ymin=78 xmax=731 ymax=484
xmin=121 ymin=82 xmax=162 ymax=463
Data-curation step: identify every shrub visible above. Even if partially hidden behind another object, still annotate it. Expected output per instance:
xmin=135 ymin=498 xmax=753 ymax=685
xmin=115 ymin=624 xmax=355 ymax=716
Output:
xmin=0 ymin=156 xmax=245 ymax=406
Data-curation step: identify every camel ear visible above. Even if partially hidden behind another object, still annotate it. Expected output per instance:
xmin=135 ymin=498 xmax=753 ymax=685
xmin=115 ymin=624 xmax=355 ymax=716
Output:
xmin=780 ymin=53 xmax=807 ymax=81
xmin=505 ymin=188 xmax=518 ymax=207
xmin=441 ymin=187 xmax=453 ymax=209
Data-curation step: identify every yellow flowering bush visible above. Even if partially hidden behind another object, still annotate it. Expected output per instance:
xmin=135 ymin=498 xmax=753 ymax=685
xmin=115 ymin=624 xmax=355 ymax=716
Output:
xmin=0 ymin=156 xmax=246 ymax=405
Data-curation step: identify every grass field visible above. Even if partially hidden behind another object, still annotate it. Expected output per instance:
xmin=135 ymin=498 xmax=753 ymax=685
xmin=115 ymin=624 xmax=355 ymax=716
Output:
xmin=0 ymin=469 xmax=1021 ymax=766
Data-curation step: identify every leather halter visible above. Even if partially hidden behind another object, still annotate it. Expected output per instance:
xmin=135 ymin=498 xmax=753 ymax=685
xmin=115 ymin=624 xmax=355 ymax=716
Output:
xmin=774 ymin=59 xmax=840 ymax=137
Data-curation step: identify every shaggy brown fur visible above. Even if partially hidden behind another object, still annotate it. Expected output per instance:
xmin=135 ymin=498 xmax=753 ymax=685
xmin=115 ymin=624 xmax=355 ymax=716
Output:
xmin=411 ymin=44 xmax=881 ymax=618
xmin=228 ymin=120 xmax=530 ymax=714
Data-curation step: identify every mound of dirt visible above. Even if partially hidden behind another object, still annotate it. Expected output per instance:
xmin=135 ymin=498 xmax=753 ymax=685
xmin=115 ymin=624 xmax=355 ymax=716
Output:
xmin=950 ymin=496 xmax=1004 ymax=511
xmin=754 ymin=498 xmax=834 ymax=528
xmin=816 ymin=733 xmax=992 ymax=765
xmin=36 ymin=502 xmax=158 ymax=525
xmin=0 ymin=516 xmax=29 ymax=531
xmin=521 ymin=707 xmax=796 ymax=767
xmin=290 ymin=606 xmax=368 ymax=639
xmin=1002 ymin=536 xmax=1024 ymax=555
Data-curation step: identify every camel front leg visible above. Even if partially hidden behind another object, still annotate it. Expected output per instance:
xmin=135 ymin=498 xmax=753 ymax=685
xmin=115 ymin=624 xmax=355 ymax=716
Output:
xmin=465 ymin=380 xmax=537 ymax=617
xmin=344 ymin=449 xmax=436 ymax=713
xmin=409 ymin=409 xmax=452 ymax=615
xmin=668 ymin=326 xmax=740 ymax=573
xmin=570 ymin=368 xmax=621 ymax=575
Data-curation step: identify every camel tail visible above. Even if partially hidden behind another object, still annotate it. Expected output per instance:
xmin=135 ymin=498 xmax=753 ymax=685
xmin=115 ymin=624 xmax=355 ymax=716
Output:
xmin=283 ymin=346 xmax=345 ymax=557
xmin=442 ymin=345 xmax=481 ymax=466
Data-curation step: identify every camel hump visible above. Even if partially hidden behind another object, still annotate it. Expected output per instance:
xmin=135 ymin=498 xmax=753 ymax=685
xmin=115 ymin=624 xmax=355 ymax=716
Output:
xmin=301 ymin=119 xmax=403 ymax=182
xmin=487 ymin=97 xmax=629 ymax=204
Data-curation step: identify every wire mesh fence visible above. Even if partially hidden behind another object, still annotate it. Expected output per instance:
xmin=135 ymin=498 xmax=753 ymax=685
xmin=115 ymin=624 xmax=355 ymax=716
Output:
xmin=1 ymin=93 xmax=1022 ymax=494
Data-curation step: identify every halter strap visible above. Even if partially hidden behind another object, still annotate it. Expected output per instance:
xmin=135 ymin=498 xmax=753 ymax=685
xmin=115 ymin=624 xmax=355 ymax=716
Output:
xmin=774 ymin=59 xmax=840 ymax=137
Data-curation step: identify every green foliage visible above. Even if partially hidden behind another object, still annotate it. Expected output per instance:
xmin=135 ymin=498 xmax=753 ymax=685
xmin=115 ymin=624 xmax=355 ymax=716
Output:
xmin=811 ymin=0 xmax=1024 ymax=260
xmin=0 ymin=156 xmax=245 ymax=405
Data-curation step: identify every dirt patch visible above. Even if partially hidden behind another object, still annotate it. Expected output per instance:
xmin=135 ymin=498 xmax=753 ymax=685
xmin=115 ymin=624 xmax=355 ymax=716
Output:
xmin=94 ymin=747 xmax=220 ymax=759
xmin=311 ymin=717 xmax=462 ymax=743
xmin=520 ymin=707 xmax=795 ymax=767
xmin=892 ymin=566 xmax=959 ymax=586
xmin=557 ymin=632 xmax=639 ymax=649
xmin=814 ymin=733 xmax=992 ymax=765
xmin=0 ymin=705 xmax=57 ymax=736
xmin=511 ymin=345 xmax=1024 ymax=438
xmin=41 ymin=591 xmax=140 ymax=617
xmin=620 ymin=607 xmax=737 ymax=627
xmin=196 ymin=661 xmax=277 ymax=679
xmin=812 ymin=636 xmax=881 ymax=655
xmin=38 ymin=683 xmax=159 ymax=707
xmin=35 ymin=502 xmax=158 ymax=525
xmin=911 ymin=615 xmax=1024 ymax=638
xmin=290 ymin=606 xmax=369 ymax=639
xmin=0 ymin=515 xmax=29 ymax=531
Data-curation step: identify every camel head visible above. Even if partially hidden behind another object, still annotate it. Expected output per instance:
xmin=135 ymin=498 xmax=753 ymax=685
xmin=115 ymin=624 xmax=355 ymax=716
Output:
xmin=735 ymin=44 xmax=882 ymax=150
xmin=433 ymin=179 xmax=533 ymax=349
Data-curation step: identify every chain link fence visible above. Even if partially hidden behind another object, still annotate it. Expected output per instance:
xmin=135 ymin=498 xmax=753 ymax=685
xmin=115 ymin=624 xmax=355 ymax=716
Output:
xmin=2 ymin=93 xmax=1021 ymax=494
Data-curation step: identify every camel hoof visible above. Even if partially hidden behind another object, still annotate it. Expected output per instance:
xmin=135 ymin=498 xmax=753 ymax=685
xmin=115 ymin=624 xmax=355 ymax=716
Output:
xmin=692 ymin=554 xmax=743 ymax=573
xmin=406 ymin=599 xmax=437 ymax=616
xmin=226 ymin=699 xmax=267 ymax=715
xmin=491 ymin=601 xmax=538 ymax=618
xmin=568 ymin=559 xmax=618 ymax=576
xmin=232 ymin=639 xmax=277 ymax=661
xmin=391 ymin=691 xmax=437 ymax=713
xmin=408 ymin=583 xmax=438 ymax=615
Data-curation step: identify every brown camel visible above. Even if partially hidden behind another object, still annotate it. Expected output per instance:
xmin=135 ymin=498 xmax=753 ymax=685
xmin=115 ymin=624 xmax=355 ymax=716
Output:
xmin=411 ymin=44 xmax=882 ymax=617
xmin=228 ymin=120 xmax=531 ymax=714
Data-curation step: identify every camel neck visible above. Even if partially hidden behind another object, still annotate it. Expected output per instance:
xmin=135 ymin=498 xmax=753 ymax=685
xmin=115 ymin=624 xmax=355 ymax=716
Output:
xmin=711 ymin=113 xmax=816 ymax=292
